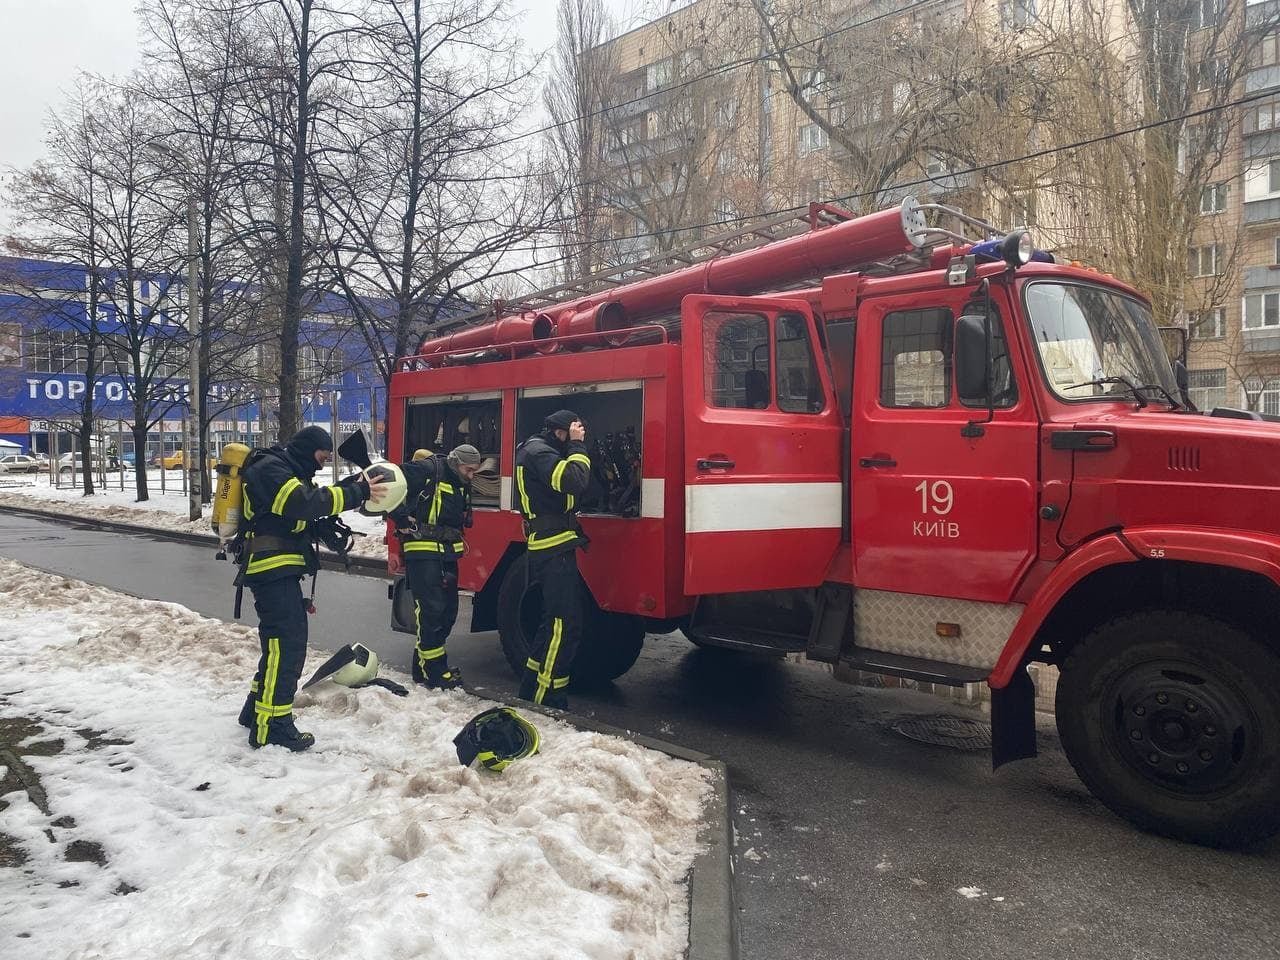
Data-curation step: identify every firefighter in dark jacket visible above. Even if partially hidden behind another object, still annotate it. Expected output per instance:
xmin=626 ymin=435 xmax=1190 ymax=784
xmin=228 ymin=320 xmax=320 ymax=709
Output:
xmin=391 ymin=443 xmax=482 ymax=689
xmin=514 ymin=410 xmax=592 ymax=709
xmin=236 ymin=426 xmax=385 ymax=751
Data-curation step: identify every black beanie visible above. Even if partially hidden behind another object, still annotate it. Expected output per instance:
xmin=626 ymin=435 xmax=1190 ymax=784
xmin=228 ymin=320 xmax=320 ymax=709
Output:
xmin=286 ymin=426 xmax=333 ymax=463
xmin=543 ymin=410 xmax=580 ymax=432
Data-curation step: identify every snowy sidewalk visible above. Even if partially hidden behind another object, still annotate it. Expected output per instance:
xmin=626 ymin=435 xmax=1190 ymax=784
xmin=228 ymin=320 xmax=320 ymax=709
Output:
xmin=0 ymin=558 xmax=710 ymax=959
xmin=0 ymin=473 xmax=389 ymax=559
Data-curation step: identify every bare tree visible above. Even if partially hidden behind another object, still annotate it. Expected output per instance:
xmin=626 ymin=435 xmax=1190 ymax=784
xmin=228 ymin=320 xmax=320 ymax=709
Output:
xmin=142 ymin=0 xmax=274 ymax=498
xmin=544 ymin=0 xmax=619 ymax=278
xmin=5 ymin=80 xmax=115 ymax=494
xmin=314 ymin=0 xmax=553 ymax=410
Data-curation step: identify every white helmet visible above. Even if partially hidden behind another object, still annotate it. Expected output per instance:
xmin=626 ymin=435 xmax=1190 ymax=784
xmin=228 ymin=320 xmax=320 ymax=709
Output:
xmin=363 ymin=462 xmax=408 ymax=514
xmin=302 ymin=643 xmax=380 ymax=690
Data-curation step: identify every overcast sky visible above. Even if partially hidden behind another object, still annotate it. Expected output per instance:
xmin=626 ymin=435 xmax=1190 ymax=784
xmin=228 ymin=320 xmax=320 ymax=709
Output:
xmin=0 ymin=0 xmax=650 ymax=236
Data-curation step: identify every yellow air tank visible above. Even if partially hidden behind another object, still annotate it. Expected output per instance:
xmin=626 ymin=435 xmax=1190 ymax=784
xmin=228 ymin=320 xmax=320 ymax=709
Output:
xmin=212 ymin=443 xmax=251 ymax=544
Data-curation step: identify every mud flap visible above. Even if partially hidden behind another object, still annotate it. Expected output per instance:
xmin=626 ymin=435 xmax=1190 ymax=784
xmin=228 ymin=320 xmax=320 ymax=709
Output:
xmin=991 ymin=665 xmax=1037 ymax=769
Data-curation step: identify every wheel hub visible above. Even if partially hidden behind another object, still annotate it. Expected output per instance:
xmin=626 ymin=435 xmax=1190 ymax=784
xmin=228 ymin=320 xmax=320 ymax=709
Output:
xmin=1108 ymin=660 xmax=1252 ymax=795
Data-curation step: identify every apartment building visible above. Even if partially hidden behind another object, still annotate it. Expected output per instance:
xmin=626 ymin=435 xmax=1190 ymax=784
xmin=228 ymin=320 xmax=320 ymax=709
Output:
xmin=1184 ymin=0 xmax=1280 ymax=412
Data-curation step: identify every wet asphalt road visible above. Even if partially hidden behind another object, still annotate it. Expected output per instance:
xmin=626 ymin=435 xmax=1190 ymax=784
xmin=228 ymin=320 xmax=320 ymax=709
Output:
xmin=2 ymin=510 xmax=1278 ymax=960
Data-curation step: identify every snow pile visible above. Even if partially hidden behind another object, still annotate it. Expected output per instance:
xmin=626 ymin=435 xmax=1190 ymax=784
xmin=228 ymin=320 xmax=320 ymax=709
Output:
xmin=0 ymin=476 xmax=389 ymax=560
xmin=0 ymin=558 xmax=710 ymax=959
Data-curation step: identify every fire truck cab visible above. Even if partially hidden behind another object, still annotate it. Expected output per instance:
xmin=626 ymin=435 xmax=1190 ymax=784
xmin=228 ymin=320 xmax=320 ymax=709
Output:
xmin=387 ymin=199 xmax=1280 ymax=847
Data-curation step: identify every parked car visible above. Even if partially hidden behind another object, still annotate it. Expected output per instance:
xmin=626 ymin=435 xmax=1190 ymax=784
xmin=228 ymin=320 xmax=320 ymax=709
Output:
xmin=121 ymin=451 xmax=137 ymax=468
xmin=57 ymin=452 xmax=111 ymax=475
xmin=0 ymin=454 xmax=41 ymax=474
xmin=159 ymin=450 xmax=217 ymax=471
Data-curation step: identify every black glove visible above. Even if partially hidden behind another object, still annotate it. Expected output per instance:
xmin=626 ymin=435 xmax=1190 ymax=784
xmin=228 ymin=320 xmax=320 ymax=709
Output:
xmin=313 ymin=516 xmax=357 ymax=559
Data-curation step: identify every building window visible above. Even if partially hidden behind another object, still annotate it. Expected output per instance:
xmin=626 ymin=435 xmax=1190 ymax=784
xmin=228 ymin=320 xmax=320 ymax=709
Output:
xmin=713 ymin=100 xmax=737 ymax=128
xmin=1253 ymin=29 xmax=1280 ymax=69
xmin=1188 ymin=308 xmax=1226 ymax=339
xmin=1188 ymin=244 xmax=1224 ymax=277
xmin=1274 ymin=236 xmax=1280 ymax=264
xmin=1188 ymin=368 xmax=1227 ymax=410
xmin=1245 ymin=158 xmax=1280 ymax=200
xmin=1000 ymin=0 xmax=1036 ymax=29
xmin=1193 ymin=0 xmax=1224 ymax=30
xmin=1200 ymin=183 xmax=1228 ymax=214
xmin=1245 ymin=98 xmax=1280 ymax=134
xmin=714 ymin=197 xmax=736 ymax=223
xmin=646 ymin=58 xmax=672 ymax=93
xmin=1245 ymin=375 xmax=1280 ymax=414
xmin=926 ymin=153 xmax=952 ymax=177
xmin=798 ymin=122 xmax=828 ymax=156
xmin=1244 ymin=289 xmax=1280 ymax=328
xmin=1196 ymin=57 xmax=1228 ymax=92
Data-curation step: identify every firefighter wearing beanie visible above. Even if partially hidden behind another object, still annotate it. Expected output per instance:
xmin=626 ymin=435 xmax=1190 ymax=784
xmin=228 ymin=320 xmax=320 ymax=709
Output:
xmin=236 ymin=426 xmax=385 ymax=751
xmin=513 ymin=410 xmax=592 ymax=709
xmin=391 ymin=443 xmax=482 ymax=690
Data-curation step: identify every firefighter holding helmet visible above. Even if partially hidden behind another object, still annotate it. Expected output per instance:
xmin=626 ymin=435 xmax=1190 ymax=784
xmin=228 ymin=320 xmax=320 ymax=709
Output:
xmin=514 ymin=410 xmax=592 ymax=709
xmin=391 ymin=443 xmax=482 ymax=689
xmin=233 ymin=426 xmax=388 ymax=752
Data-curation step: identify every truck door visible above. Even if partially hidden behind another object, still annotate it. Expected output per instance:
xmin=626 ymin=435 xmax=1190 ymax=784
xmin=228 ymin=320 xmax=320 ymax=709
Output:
xmin=680 ymin=294 xmax=842 ymax=595
xmin=850 ymin=289 xmax=1038 ymax=603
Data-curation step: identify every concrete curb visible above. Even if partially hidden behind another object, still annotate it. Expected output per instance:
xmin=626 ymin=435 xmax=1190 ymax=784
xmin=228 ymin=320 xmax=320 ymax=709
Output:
xmin=0 ymin=502 xmax=391 ymax=579
xmin=468 ymin=684 xmax=737 ymax=960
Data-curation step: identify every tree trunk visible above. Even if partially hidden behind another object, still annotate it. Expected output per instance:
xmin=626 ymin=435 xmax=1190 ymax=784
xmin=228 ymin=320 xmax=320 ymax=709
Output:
xmin=132 ymin=412 xmax=150 ymax=503
xmin=77 ymin=417 xmax=95 ymax=497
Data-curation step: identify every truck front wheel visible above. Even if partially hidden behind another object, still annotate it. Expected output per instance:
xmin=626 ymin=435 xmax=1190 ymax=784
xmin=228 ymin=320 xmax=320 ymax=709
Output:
xmin=496 ymin=553 xmax=645 ymax=687
xmin=1055 ymin=611 xmax=1280 ymax=846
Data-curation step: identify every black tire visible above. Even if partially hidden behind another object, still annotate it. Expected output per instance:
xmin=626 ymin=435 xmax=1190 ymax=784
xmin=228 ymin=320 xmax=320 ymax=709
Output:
xmin=1055 ymin=611 xmax=1280 ymax=847
xmin=495 ymin=553 xmax=645 ymax=686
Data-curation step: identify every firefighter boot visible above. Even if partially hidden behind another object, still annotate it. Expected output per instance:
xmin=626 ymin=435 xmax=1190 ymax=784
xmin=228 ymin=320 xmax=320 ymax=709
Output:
xmin=426 ymin=664 xmax=464 ymax=691
xmin=237 ymin=692 xmax=255 ymax=729
xmin=519 ymin=665 xmax=569 ymax=711
xmin=249 ymin=715 xmax=316 ymax=752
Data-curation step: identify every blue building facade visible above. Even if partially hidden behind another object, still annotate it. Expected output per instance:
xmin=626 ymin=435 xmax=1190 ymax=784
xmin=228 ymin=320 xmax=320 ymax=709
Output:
xmin=0 ymin=256 xmax=392 ymax=456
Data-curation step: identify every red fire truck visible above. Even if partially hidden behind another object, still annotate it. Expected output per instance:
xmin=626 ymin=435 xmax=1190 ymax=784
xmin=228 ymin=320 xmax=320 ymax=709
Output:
xmin=385 ymin=198 xmax=1280 ymax=846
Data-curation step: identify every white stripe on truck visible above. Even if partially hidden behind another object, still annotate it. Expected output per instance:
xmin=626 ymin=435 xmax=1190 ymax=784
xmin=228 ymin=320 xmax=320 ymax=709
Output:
xmin=685 ymin=481 xmax=842 ymax=533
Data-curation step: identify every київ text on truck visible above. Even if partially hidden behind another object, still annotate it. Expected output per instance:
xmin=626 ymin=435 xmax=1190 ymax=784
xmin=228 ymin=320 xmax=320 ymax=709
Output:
xmin=383 ymin=198 xmax=1280 ymax=846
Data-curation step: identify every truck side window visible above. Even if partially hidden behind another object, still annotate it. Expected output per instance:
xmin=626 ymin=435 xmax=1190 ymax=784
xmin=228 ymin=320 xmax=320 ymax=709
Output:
xmin=776 ymin=313 xmax=824 ymax=413
xmin=705 ymin=311 xmax=771 ymax=409
xmin=881 ymin=308 xmax=952 ymax=408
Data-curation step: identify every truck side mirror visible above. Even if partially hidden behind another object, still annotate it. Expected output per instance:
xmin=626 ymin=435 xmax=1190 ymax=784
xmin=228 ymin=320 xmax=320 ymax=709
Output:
xmin=1158 ymin=325 xmax=1188 ymax=368
xmin=956 ymin=314 xmax=990 ymax=401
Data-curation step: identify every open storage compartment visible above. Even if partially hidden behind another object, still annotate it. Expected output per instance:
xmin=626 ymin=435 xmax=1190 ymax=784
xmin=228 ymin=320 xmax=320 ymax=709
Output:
xmin=517 ymin=380 xmax=644 ymax=517
xmin=404 ymin=391 xmax=502 ymax=507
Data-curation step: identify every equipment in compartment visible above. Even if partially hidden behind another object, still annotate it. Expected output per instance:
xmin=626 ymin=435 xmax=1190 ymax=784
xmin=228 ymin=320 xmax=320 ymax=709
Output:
xmin=516 ymin=384 xmax=643 ymax=518
xmin=405 ymin=397 xmax=502 ymax=506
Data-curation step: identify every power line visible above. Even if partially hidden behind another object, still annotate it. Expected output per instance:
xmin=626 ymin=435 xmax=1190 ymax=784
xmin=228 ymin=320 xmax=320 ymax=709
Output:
xmin=497 ymin=0 xmax=944 ymax=151
xmin=496 ymin=84 xmax=1272 ymax=270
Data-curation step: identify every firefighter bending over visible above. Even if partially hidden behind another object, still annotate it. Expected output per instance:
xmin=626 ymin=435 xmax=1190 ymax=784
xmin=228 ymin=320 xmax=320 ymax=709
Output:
xmin=392 ymin=443 xmax=482 ymax=690
xmin=514 ymin=410 xmax=591 ymax=709
xmin=236 ymin=426 xmax=385 ymax=751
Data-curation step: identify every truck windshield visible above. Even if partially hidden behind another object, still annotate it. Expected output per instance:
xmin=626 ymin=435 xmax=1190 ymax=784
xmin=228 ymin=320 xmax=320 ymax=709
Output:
xmin=1024 ymin=281 xmax=1178 ymax=403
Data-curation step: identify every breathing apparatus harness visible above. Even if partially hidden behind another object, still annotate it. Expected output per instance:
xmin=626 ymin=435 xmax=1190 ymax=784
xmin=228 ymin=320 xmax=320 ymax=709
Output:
xmin=222 ymin=447 xmax=361 ymax=618
xmin=392 ymin=454 xmax=473 ymax=548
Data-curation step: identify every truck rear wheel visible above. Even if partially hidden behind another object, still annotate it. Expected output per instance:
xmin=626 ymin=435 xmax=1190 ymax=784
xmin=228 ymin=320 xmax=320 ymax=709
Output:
xmin=1055 ymin=611 xmax=1280 ymax=847
xmin=496 ymin=553 xmax=645 ymax=687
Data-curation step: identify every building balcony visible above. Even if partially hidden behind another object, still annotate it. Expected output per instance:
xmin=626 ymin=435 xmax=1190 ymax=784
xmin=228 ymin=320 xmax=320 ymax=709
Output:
xmin=1244 ymin=328 xmax=1280 ymax=353
xmin=1245 ymin=197 xmax=1280 ymax=224
xmin=1244 ymin=265 xmax=1280 ymax=289
xmin=1244 ymin=131 xmax=1280 ymax=160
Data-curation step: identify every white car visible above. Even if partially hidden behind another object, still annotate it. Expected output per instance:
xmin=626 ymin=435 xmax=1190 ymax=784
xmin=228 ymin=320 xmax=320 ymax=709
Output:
xmin=57 ymin=452 xmax=112 ymax=474
xmin=0 ymin=454 xmax=40 ymax=474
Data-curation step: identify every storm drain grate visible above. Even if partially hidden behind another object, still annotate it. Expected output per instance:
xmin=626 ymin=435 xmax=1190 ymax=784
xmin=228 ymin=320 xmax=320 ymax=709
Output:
xmin=892 ymin=715 xmax=992 ymax=751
